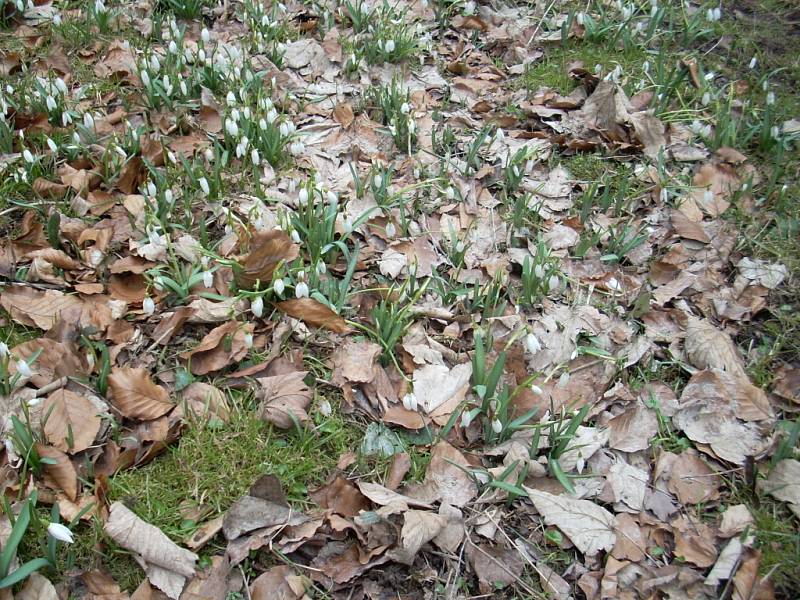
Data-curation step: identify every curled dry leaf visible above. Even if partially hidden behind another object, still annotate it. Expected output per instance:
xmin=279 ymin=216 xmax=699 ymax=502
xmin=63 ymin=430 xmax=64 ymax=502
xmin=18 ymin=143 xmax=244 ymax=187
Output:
xmin=684 ymin=317 xmax=748 ymax=378
xmin=0 ymin=286 xmax=84 ymax=330
xmin=108 ymin=366 xmax=174 ymax=420
xmin=256 ymin=370 xmax=312 ymax=429
xmin=42 ymin=389 xmax=102 ymax=454
xmin=104 ymin=502 xmax=198 ymax=599
xmin=250 ymin=565 xmax=308 ymax=600
xmin=387 ymin=510 xmax=447 ymax=565
xmin=405 ymin=441 xmax=477 ymax=507
xmin=759 ymin=459 xmax=800 ymax=518
xmin=411 ymin=362 xmax=472 ymax=421
xmin=524 ymin=487 xmax=616 ymax=556
xmin=235 ymin=230 xmax=299 ymax=290
xmin=275 ymin=298 xmax=351 ymax=334
xmin=36 ymin=443 xmax=78 ymax=501
xmin=180 ymin=321 xmax=254 ymax=375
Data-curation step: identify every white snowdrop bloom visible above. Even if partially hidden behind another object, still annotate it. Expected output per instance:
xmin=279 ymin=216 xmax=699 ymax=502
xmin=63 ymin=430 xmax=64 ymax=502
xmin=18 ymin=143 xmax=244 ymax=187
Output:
xmin=491 ymin=419 xmax=503 ymax=433
xmin=162 ymin=75 xmax=173 ymax=96
xmin=548 ymin=274 xmax=561 ymax=292
xmin=712 ymin=7 xmax=721 ymax=20
xmin=46 ymin=137 xmax=58 ymax=153
xmin=766 ymin=91 xmax=775 ymax=105
xmin=140 ymin=70 xmax=151 ymax=87
xmin=295 ymin=281 xmax=309 ymax=298
xmin=149 ymin=54 xmax=160 ymax=71
xmin=273 ymin=278 xmax=285 ymax=296
xmin=164 ymin=190 xmax=173 ymax=204
xmin=204 ymin=148 xmax=214 ymax=163
xmin=62 ymin=112 xmax=72 ymax=126
xmin=291 ymin=230 xmax=301 ymax=243
xmin=290 ymin=141 xmax=304 ymax=155
xmin=146 ymin=181 xmax=157 ymax=197
xmin=460 ymin=411 xmax=472 ymax=428
xmin=455 ymin=240 xmax=465 ymax=253
xmin=142 ymin=297 xmax=155 ymax=315
xmin=703 ymin=189 xmax=714 ymax=205
xmin=318 ymin=398 xmax=332 ymax=417
xmin=557 ymin=372 xmax=570 ymax=388
xmin=202 ymin=270 xmax=214 ymax=288
xmin=169 ymin=40 xmax=178 ymax=54
xmin=463 ymin=1 xmax=476 ymax=15
xmin=263 ymin=97 xmax=273 ymax=111
xmin=83 ymin=112 xmax=95 ymax=129
xmin=243 ymin=333 xmax=254 ymax=349
xmin=225 ymin=118 xmax=239 ymax=137
xmin=180 ymin=80 xmax=188 ymax=96
xmin=327 ymin=190 xmax=337 ymax=204
xmin=231 ymin=108 xmax=240 ymax=122
xmin=47 ymin=523 xmax=74 ymax=544
xmin=622 ymin=5 xmax=632 ymax=19
xmin=402 ymin=393 xmax=417 ymax=411
xmin=259 ymin=118 xmax=268 ymax=130
xmin=524 ymin=333 xmax=542 ymax=355
xmin=385 ymin=221 xmax=396 ymax=238
xmin=250 ymin=295 xmax=264 ymax=318
xmin=15 ymin=359 xmax=33 ymax=378
xmin=445 ymin=186 xmax=455 ymax=200
xmin=279 ymin=121 xmax=291 ymax=137
xmin=702 ymin=91 xmax=711 ymax=106
xmin=114 ymin=145 xmax=127 ymax=159
xmin=576 ymin=11 xmax=585 ymax=25
xmin=267 ymin=108 xmax=278 ymax=123
xmin=534 ymin=264 xmax=546 ymax=279
xmin=607 ymin=277 xmax=621 ymax=292
xmin=198 ymin=48 xmax=206 ymax=63
xmin=243 ymin=106 xmax=251 ymax=120
xmin=660 ymin=187 xmax=669 ymax=203
xmin=400 ymin=102 xmax=411 ymax=114
xmin=45 ymin=95 xmax=57 ymax=111
xmin=251 ymin=148 xmax=260 ymax=165
xmin=704 ymin=71 xmax=716 ymax=82
xmin=226 ymin=91 xmax=236 ymax=106
xmin=198 ymin=177 xmax=210 ymax=196
xmin=749 ymin=56 xmax=758 ymax=69
xmin=94 ymin=0 xmax=106 ymax=13
xmin=298 ymin=188 xmax=309 ymax=205
xmin=413 ymin=167 xmax=421 ymax=179
xmin=316 ymin=261 xmax=326 ymax=275
xmin=372 ymin=174 xmax=382 ymax=188
xmin=22 ymin=149 xmax=34 ymax=163
xmin=0 ymin=342 xmax=7 ymax=357
xmin=384 ymin=39 xmax=396 ymax=53
xmin=771 ymin=125 xmax=780 ymax=139
xmin=53 ymin=13 xmax=62 ymax=26
xmin=201 ymin=28 xmax=210 ymax=44
xmin=531 ymin=384 xmax=543 ymax=395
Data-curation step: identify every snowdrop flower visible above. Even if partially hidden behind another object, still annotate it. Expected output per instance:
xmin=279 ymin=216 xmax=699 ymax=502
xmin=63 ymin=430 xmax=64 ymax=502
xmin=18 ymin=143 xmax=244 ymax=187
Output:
xmin=204 ymin=148 xmax=214 ymax=163
xmin=385 ymin=221 xmax=396 ymax=238
xmin=402 ymin=393 xmax=417 ymax=411
xmin=279 ymin=121 xmax=291 ymax=137
xmin=702 ymin=189 xmax=714 ymax=205
xmin=83 ymin=112 xmax=95 ymax=130
xmin=250 ymin=295 xmax=265 ymax=318
xmin=203 ymin=270 xmax=214 ymax=288
xmin=548 ymin=274 xmax=560 ymax=292
xmin=15 ymin=360 xmax=32 ymax=378
xmin=243 ymin=106 xmax=251 ymax=120
xmin=291 ymin=229 xmax=301 ymax=243
xmin=316 ymin=261 xmax=326 ymax=275
xmin=660 ymin=187 xmax=669 ymax=203
xmin=576 ymin=11 xmax=585 ymax=25
xmin=460 ymin=411 xmax=472 ymax=428
xmin=622 ymin=5 xmax=633 ymax=19
xmin=94 ymin=0 xmax=106 ymax=13
xmin=534 ymin=264 xmax=546 ymax=279
xmin=231 ymin=108 xmax=240 ymax=122
xmin=766 ymin=91 xmax=775 ymax=105
xmin=298 ymin=188 xmax=309 ymax=205
xmin=400 ymin=102 xmax=411 ymax=114
xmin=259 ymin=118 xmax=267 ymax=130
xmin=463 ymin=1 xmax=476 ymax=15
xmin=771 ymin=125 xmax=780 ymax=139
xmin=0 ymin=342 xmax=7 ymax=357
xmin=445 ymin=186 xmax=455 ymax=200
xmin=295 ymin=281 xmax=309 ymax=298
xmin=198 ymin=48 xmax=206 ymax=63
xmin=327 ymin=190 xmax=337 ymax=205
xmin=47 ymin=523 xmax=74 ymax=544
xmin=266 ymin=108 xmax=279 ymax=124
xmin=53 ymin=13 xmax=62 ymax=26
xmin=702 ymin=91 xmax=711 ymax=106
xmin=607 ymin=277 xmax=622 ymax=292
xmin=384 ymin=39 xmax=396 ymax=53
xmin=62 ymin=112 xmax=72 ymax=127
xmin=491 ymin=419 xmax=503 ymax=434
xmin=140 ymin=70 xmax=151 ymax=87
xmin=201 ymin=28 xmax=210 ymax=44
xmin=22 ymin=149 xmax=34 ymax=164
xmin=164 ymin=190 xmax=173 ymax=204
xmin=243 ymin=332 xmax=254 ymax=349
xmin=225 ymin=118 xmax=239 ymax=137
xmin=146 ymin=181 xmax=157 ymax=197
xmin=142 ymin=296 xmax=155 ymax=315
xmin=251 ymin=148 xmax=260 ymax=165
xmin=273 ymin=278 xmax=285 ymax=296
xmin=168 ymin=40 xmax=178 ymax=54
xmin=531 ymin=384 xmax=543 ymax=395
xmin=290 ymin=141 xmax=304 ymax=155
xmin=198 ymin=177 xmax=210 ymax=196
xmin=149 ymin=54 xmax=160 ymax=71
xmin=455 ymin=240 xmax=465 ymax=253
xmin=226 ymin=91 xmax=237 ymax=106
xmin=749 ymin=56 xmax=758 ymax=69
xmin=45 ymin=95 xmax=57 ymax=111
xmin=557 ymin=372 xmax=570 ymax=388
xmin=318 ymin=398 xmax=332 ymax=417
xmin=114 ymin=145 xmax=127 ymax=159
xmin=524 ymin=333 xmax=542 ymax=355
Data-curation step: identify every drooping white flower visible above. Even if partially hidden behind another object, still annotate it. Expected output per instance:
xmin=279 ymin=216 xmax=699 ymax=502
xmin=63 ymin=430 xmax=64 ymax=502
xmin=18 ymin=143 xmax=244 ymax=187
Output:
xmin=168 ymin=40 xmax=178 ymax=54
xmin=149 ymin=54 xmax=160 ymax=72
xmin=385 ymin=221 xmax=396 ymax=238
xmin=491 ymin=419 xmax=503 ymax=433
xmin=400 ymin=102 xmax=411 ymax=114
xmin=534 ymin=264 xmax=546 ymax=279
xmin=22 ymin=149 xmax=34 ymax=164
xmin=225 ymin=118 xmax=239 ymax=137
xmin=295 ymin=281 xmax=309 ymax=298
xmin=524 ymin=333 xmax=541 ymax=355
xmin=402 ymin=393 xmax=417 ymax=412
xmin=460 ymin=410 xmax=472 ymax=428
xmin=0 ymin=342 xmax=8 ymax=357
xmin=47 ymin=523 xmax=74 ymax=544
xmin=46 ymin=95 xmax=57 ymax=111
xmin=15 ymin=359 xmax=33 ymax=378
xmin=83 ymin=112 xmax=95 ymax=130
xmin=146 ymin=181 xmax=157 ymax=197
xmin=251 ymin=148 xmax=260 ymax=165
xmin=298 ymin=188 xmax=309 ymax=205
xmin=766 ymin=91 xmax=775 ymax=105
xmin=140 ymin=70 xmax=151 ymax=87
xmin=243 ymin=333 xmax=253 ymax=348
xmin=291 ymin=230 xmax=301 ymax=243
xmin=548 ymin=274 xmax=560 ymax=292
xmin=251 ymin=295 xmax=264 ymax=317
xmin=142 ymin=296 xmax=155 ymax=315
xmin=273 ymin=278 xmax=285 ymax=296
xmin=531 ymin=384 xmax=543 ymax=395
xmin=384 ymin=39 xmax=395 ymax=53
xmin=289 ymin=141 xmax=304 ymax=155
xmin=226 ymin=91 xmax=237 ymax=106
xmin=318 ymin=398 xmax=332 ymax=417
xmin=198 ymin=177 xmax=210 ymax=196
xmin=749 ymin=56 xmax=758 ymax=69
xmin=201 ymin=28 xmax=210 ymax=44
xmin=202 ymin=270 xmax=214 ymax=288
xmin=445 ymin=186 xmax=455 ymax=200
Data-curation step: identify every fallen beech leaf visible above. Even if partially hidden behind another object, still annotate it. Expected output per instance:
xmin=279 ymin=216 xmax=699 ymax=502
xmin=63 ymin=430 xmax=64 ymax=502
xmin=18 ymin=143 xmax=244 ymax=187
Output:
xmin=222 ymin=495 xmax=304 ymax=540
xmin=685 ymin=317 xmax=748 ymax=378
xmin=0 ymin=286 xmax=84 ymax=330
xmin=665 ymin=450 xmax=720 ymax=505
xmin=671 ymin=514 xmax=717 ymax=567
xmin=36 ymin=443 xmax=78 ymax=501
xmin=43 ymin=389 xmax=102 ymax=454
xmin=406 ymin=441 xmax=477 ymax=507
xmin=16 ymin=572 xmax=58 ymax=600
xmin=412 ymin=363 xmax=472 ymax=418
xmin=108 ymin=366 xmax=174 ymax=420
xmin=387 ymin=510 xmax=447 ymax=564
xmin=607 ymin=402 xmax=658 ymax=452
xmin=180 ymin=321 xmax=254 ymax=375
xmin=275 ymin=298 xmax=351 ymax=333
xmin=12 ymin=337 xmax=85 ymax=388
xmin=331 ymin=340 xmax=381 ymax=384
xmin=256 ymin=370 xmax=311 ymax=429
xmin=524 ymin=487 xmax=615 ymax=556
xmin=466 ymin=540 xmax=525 ymax=594
xmin=670 ymin=209 xmax=710 ymax=243
xmin=104 ymin=502 xmax=198 ymax=599
xmin=250 ymin=565 xmax=308 ymax=600
xmin=333 ymin=102 xmax=354 ymax=129
xmin=760 ymin=459 xmax=800 ymax=517
xmin=235 ymin=230 xmax=298 ymax=289
xmin=179 ymin=382 xmax=230 ymax=423
xmin=32 ymin=177 xmax=68 ymax=199
xmin=309 ymin=477 xmax=370 ymax=517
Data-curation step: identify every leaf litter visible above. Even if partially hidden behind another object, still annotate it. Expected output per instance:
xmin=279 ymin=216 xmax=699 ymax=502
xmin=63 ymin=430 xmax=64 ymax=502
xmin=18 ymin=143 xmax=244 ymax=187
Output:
xmin=0 ymin=0 xmax=797 ymax=598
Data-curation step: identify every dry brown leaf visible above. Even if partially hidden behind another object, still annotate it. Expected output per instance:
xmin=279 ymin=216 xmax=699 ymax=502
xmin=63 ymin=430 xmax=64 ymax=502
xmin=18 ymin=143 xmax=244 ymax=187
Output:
xmin=16 ymin=572 xmax=58 ymax=600
xmin=235 ymin=230 xmax=298 ymax=289
xmin=671 ymin=209 xmax=710 ymax=243
xmin=405 ymin=441 xmax=477 ymax=507
xmin=42 ymin=389 xmax=102 ymax=454
xmin=32 ymin=177 xmax=68 ymax=199
xmin=222 ymin=495 xmax=304 ymax=541
xmin=179 ymin=382 xmax=230 ymax=423
xmin=607 ymin=402 xmax=658 ymax=452
xmin=180 ymin=321 xmax=254 ymax=375
xmin=104 ymin=502 xmax=198 ymax=599
xmin=524 ymin=487 xmax=616 ymax=556
xmin=333 ymin=102 xmax=354 ymax=129
xmin=685 ymin=317 xmax=747 ymax=378
xmin=108 ymin=366 xmax=174 ymax=420
xmin=412 ymin=363 xmax=472 ymax=421
xmin=465 ymin=540 xmax=525 ymax=594
xmin=691 ymin=161 xmax=740 ymax=216
xmin=256 ymin=370 xmax=311 ymax=429
xmin=760 ymin=459 xmax=800 ymax=518
xmin=665 ymin=450 xmax=720 ymax=505
xmin=671 ymin=514 xmax=717 ymax=567
xmin=36 ymin=443 xmax=78 ymax=501
xmin=0 ymin=286 xmax=84 ymax=330
xmin=275 ymin=298 xmax=351 ymax=334
xmin=250 ymin=565 xmax=308 ymax=600
xmin=387 ymin=510 xmax=447 ymax=565
xmin=330 ymin=340 xmax=381 ymax=384
xmin=12 ymin=337 xmax=85 ymax=388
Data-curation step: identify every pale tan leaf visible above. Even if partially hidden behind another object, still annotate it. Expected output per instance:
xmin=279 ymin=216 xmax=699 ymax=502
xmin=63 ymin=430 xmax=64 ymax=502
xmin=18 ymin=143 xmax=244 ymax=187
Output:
xmin=108 ymin=367 xmax=174 ymax=420
xmin=36 ymin=443 xmax=78 ymax=501
xmin=275 ymin=298 xmax=351 ymax=333
xmin=250 ymin=565 xmax=307 ymax=600
xmin=16 ymin=572 xmax=58 ymax=600
xmin=387 ymin=510 xmax=447 ymax=565
xmin=43 ymin=389 xmax=102 ymax=454
xmin=685 ymin=317 xmax=747 ymax=378
xmin=760 ymin=459 xmax=800 ymax=518
xmin=524 ymin=487 xmax=615 ymax=556
xmin=235 ymin=230 xmax=299 ymax=290
xmin=179 ymin=321 xmax=254 ymax=375
xmin=256 ymin=370 xmax=311 ymax=429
